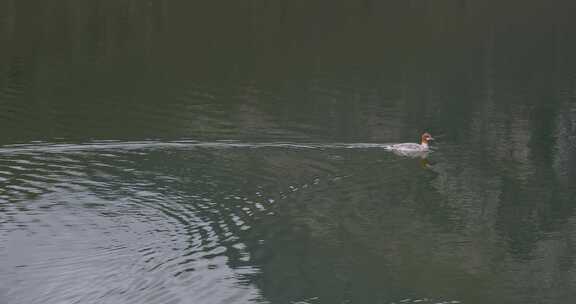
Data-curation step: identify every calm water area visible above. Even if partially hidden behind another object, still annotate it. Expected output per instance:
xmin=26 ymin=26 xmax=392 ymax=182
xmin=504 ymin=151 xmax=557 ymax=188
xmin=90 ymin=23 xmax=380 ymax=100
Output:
xmin=1 ymin=1 xmax=576 ymax=304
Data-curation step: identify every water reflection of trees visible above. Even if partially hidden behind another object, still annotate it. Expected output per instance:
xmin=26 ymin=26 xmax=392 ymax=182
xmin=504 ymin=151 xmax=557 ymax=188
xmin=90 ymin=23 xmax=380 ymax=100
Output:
xmin=1 ymin=1 xmax=576 ymax=303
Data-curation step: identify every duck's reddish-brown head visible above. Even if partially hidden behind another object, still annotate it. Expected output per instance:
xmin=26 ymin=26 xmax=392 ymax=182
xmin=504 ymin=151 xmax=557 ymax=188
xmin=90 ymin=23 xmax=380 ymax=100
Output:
xmin=421 ymin=132 xmax=434 ymax=144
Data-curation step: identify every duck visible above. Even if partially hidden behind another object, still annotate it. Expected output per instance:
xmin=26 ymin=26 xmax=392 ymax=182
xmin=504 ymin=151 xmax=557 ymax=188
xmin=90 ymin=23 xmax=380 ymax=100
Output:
xmin=385 ymin=132 xmax=434 ymax=154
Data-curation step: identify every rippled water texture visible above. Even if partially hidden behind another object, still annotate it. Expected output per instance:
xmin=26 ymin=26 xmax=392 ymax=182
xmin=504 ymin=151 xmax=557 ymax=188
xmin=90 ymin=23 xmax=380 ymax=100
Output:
xmin=2 ymin=1 xmax=576 ymax=304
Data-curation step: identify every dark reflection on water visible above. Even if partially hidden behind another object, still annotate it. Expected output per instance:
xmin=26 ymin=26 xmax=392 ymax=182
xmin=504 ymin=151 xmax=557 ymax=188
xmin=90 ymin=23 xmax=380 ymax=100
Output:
xmin=2 ymin=1 xmax=576 ymax=304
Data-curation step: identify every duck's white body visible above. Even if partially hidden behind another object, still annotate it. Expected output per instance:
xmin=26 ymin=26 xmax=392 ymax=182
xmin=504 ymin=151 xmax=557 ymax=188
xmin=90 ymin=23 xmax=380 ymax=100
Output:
xmin=386 ymin=142 xmax=429 ymax=152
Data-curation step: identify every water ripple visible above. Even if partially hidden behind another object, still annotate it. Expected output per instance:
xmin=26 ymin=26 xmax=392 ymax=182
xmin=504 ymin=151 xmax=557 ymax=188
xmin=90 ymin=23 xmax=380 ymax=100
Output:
xmin=0 ymin=140 xmax=397 ymax=155
xmin=0 ymin=147 xmax=261 ymax=303
xmin=0 ymin=138 xmax=434 ymax=304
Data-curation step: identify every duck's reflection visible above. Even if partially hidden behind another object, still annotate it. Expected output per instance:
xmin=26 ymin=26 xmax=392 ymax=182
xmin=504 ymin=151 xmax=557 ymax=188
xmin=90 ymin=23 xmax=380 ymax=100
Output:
xmin=390 ymin=149 xmax=430 ymax=159
xmin=389 ymin=149 xmax=440 ymax=172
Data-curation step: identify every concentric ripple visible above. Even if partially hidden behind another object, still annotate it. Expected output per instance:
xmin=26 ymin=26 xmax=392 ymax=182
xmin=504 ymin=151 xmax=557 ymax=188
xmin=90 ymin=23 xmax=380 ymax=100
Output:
xmin=0 ymin=140 xmax=402 ymax=304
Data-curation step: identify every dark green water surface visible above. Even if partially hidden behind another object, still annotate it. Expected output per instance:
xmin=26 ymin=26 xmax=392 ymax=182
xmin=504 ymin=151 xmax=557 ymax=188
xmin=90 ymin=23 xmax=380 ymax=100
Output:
xmin=1 ymin=1 xmax=576 ymax=304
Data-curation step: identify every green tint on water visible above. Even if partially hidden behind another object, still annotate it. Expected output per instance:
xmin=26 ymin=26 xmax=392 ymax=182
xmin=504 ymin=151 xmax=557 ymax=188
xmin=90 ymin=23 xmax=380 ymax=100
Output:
xmin=1 ymin=1 xmax=576 ymax=304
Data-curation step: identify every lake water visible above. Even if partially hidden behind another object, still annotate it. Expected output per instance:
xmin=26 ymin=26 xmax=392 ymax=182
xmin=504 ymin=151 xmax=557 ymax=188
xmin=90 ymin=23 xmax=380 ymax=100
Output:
xmin=1 ymin=1 xmax=576 ymax=304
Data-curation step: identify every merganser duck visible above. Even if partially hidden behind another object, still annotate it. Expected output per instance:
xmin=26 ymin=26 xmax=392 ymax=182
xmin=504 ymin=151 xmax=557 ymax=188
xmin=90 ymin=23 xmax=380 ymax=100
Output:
xmin=386 ymin=132 xmax=434 ymax=154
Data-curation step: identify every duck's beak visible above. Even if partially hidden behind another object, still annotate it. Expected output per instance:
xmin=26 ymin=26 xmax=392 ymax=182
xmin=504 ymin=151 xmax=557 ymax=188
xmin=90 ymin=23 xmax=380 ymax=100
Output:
xmin=428 ymin=137 xmax=435 ymax=141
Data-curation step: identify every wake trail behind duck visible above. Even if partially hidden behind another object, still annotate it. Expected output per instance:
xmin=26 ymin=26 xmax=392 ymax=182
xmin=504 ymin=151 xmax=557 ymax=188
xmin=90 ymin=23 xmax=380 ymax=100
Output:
xmin=0 ymin=140 xmax=396 ymax=155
